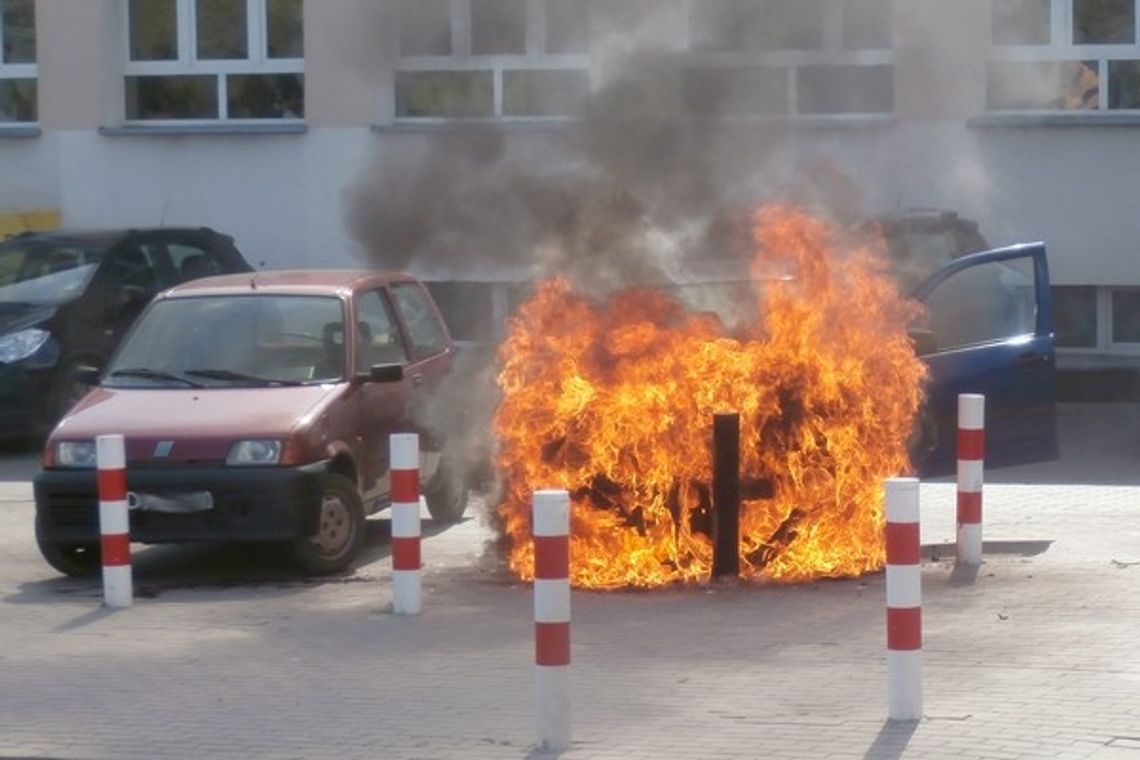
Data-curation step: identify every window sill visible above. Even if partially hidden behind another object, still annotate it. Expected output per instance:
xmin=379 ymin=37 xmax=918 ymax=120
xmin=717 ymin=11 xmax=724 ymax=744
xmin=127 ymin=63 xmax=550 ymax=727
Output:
xmin=376 ymin=113 xmax=895 ymax=131
xmin=969 ymin=112 xmax=1140 ymax=128
xmin=0 ymin=124 xmax=41 ymax=138
xmin=99 ymin=123 xmax=308 ymax=137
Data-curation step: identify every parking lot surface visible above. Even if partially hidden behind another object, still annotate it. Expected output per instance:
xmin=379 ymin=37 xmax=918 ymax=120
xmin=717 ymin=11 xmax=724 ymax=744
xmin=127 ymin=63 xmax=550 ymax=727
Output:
xmin=2 ymin=404 xmax=1139 ymax=760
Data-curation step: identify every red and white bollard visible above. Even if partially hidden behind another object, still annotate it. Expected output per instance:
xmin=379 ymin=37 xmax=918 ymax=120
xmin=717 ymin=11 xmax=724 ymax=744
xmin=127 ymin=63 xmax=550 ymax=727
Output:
xmin=533 ymin=489 xmax=571 ymax=751
xmin=389 ymin=433 xmax=421 ymax=615
xmin=886 ymin=477 xmax=921 ymax=721
xmin=957 ymin=393 xmax=985 ymax=565
xmin=96 ymin=434 xmax=132 ymax=608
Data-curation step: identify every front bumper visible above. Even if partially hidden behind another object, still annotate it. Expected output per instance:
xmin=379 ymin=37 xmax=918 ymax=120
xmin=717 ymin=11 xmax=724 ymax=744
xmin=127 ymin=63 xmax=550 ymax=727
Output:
xmin=33 ymin=461 xmax=329 ymax=545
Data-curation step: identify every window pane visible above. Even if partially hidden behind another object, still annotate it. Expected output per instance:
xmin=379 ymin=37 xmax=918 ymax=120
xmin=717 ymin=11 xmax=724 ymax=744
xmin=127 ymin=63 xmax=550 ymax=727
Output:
xmin=400 ymin=0 xmax=450 ymax=55
xmin=1112 ymin=289 xmax=1140 ymax=342
xmin=125 ymin=75 xmax=218 ymax=119
xmin=690 ymin=0 xmax=757 ymax=51
xmin=392 ymin=283 xmax=448 ymax=358
xmin=472 ymin=0 xmax=526 ymax=55
xmin=797 ymin=64 xmax=894 ymax=114
xmin=267 ymin=0 xmax=303 ymax=58
xmin=504 ymin=69 xmax=588 ymax=116
xmin=2 ymin=0 xmax=35 ymax=63
xmin=1074 ymin=0 xmax=1134 ymax=44
xmin=0 ymin=78 xmax=35 ymax=122
xmin=683 ymin=65 xmax=788 ymax=115
xmin=228 ymin=73 xmax=304 ymax=118
xmin=1108 ymin=59 xmax=1140 ymax=107
xmin=546 ymin=0 xmax=589 ymax=54
xmin=423 ymin=282 xmax=497 ymax=343
xmin=919 ymin=257 xmax=1037 ymax=351
xmin=395 ymin=70 xmax=494 ymax=117
xmin=986 ymin=60 xmax=1099 ymax=109
xmin=130 ymin=0 xmax=178 ymax=61
xmin=198 ymin=0 xmax=248 ymax=59
xmin=843 ymin=0 xmax=891 ymax=50
xmin=992 ymin=0 xmax=1050 ymax=45
xmin=355 ymin=291 xmax=407 ymax=370
xmin=1052 ymin=286 xmax=1098 ymax=347
xmin=692 ymin=0 xmax=826 ymax=52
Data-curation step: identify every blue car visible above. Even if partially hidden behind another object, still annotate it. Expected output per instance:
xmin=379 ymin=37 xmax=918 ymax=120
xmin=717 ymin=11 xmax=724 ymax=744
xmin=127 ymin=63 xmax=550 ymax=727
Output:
xmin=908 ymin=242 xmax=1058 ymax=476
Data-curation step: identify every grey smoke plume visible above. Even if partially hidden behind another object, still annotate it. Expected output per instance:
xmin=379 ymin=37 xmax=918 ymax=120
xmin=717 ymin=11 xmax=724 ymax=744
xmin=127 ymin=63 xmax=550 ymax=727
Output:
xmin=344 ymin=3 xmax=873 ymax=504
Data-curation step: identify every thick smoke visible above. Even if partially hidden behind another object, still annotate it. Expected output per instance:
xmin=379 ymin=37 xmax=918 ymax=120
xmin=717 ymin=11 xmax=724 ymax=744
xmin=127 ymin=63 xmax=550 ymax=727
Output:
xmin=344 ymin=2 xmax=875 ymax=504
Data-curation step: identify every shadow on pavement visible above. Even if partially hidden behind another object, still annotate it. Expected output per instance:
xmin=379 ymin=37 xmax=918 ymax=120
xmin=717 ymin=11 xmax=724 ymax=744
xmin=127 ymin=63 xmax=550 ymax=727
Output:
xmin=862 ymin=719 xmax=918 ymax=760
xmin=8 ymin=515 xmax=471 ymax=603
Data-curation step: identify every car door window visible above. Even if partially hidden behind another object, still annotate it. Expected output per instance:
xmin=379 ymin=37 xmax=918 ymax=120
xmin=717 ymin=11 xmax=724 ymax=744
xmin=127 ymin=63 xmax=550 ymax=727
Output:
xmin=355 ymin=290 xmax=408 ymax=371
xmin=168 ymin=242 xmax=222 ymax=283
xmin=391 ymin=282 xmax=448 ymax=360
xmin=917 ymin=255 xmax=1037 ymax=352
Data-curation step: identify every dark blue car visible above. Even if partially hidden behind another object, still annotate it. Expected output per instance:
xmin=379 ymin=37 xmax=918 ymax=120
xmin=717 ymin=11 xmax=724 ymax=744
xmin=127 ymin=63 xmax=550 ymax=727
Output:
xmin=908 ymin=242 xmax=1058 ymax=476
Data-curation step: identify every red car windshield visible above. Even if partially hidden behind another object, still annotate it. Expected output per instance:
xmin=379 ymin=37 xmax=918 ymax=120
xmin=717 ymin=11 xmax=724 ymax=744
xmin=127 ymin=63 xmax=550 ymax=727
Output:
xmin=106 ymin=294 xmax=347 ymax=387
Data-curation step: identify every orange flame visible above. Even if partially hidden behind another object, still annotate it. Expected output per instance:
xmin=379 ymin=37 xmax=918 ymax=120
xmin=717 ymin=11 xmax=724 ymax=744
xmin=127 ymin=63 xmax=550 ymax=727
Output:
xmin=493 ymin=204 xmax=926 ymax=588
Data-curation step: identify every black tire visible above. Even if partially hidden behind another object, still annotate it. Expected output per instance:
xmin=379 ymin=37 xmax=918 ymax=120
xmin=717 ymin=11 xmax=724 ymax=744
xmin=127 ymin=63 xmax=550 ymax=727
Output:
xmin=424 ymin=451 xmax=469 ymax=524
xmin=291 ymin=473 xmax=365 ymax=575
xmin=37 ymin=540 xmax=101 ymax=577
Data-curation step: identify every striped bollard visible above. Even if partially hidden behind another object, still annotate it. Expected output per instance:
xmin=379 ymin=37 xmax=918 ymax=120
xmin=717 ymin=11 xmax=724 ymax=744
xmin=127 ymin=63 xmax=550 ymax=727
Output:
xmin=956 ymin=394 xmax=985 ymax=565
xmin=886 ymin=477 xmax=921 ymax=721
xmin=533 ymin=489 xmax=571 ymax=751
xmin=96 ymin=434 xmax=132 ymax=608
xmin=390 ymin=433 xmax=421 ymax=615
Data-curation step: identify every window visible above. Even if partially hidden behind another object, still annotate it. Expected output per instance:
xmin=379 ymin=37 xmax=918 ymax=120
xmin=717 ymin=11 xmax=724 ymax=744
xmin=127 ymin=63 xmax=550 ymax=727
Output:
xmin=1111 ymin=288 xmax=1140 ymax=342
xmin=918 ymin=257 xmax=1037 ymax=352
xmin=391 ymin=283 xmax=448 ymax=359
xmin=356 ymin=291 xmax=408 ymax=370
xmin=396 ymin=0 xmax=589 ymax=120
xmin=686 ymin=0 xmax=894 ymax=117
xmin=989 ymin=0 xmax=1140 ymax=113
xmin=0 ymin=0 xmax=36 ymax=123
xmin=125 ymin=0 xmax=304 ymax=122
xmin=1052 ymin=285 xmax=1098 ymax=347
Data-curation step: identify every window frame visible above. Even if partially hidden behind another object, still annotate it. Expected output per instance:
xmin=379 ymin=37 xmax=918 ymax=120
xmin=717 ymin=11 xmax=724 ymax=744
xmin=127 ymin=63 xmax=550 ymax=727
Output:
xmin=395 ymin=0 xmax=591 ymax=123
xmin=0 ymin=0 xmax=37 ymax=124
xmin=123 ymin=0 xmax=304 ymax=124
xmin=988 ymin=0 xmax=1140 ymax=114
xmin=393 ymin=0 xmax=895 ymax=122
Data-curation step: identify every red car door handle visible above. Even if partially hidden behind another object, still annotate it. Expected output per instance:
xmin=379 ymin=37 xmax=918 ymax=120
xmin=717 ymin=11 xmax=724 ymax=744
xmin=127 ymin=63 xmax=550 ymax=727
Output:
xmin=411 ymin=373 xmax=424 ymax=386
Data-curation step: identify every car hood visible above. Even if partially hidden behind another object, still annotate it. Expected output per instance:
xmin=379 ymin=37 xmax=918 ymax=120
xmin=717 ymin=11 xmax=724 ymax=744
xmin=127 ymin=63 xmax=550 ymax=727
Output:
xmin=0 ymin=302 xmax=56 ymax=334
xmin=49 ymin=384 xmax=344 ymax=462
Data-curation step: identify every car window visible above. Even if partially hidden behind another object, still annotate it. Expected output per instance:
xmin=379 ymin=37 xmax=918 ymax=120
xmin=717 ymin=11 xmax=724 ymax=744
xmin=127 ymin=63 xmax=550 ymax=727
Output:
xmin=355 ymin=290 xmax=408 ymax=371
xmin=0 ymin=242 xmax=104 ymax=305
xmin=391 ymin=282 xmax=448 ymax=360
xmin=108 ymin=294 xmax=346 ymax=385
xmin=888 ymin=229 xmax=958 ymax=293
xmin=168 ymin=242 xmax=223 ymax=283
xmin=102 ymin=245 xmax=165 ymax=297
xmin=916 ymin=255 xmax=1037 ymax=352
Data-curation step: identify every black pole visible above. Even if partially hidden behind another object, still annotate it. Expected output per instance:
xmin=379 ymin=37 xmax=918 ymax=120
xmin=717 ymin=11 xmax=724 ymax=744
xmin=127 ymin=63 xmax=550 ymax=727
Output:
xmin=711 ymin=411 xmax=741 ymax=579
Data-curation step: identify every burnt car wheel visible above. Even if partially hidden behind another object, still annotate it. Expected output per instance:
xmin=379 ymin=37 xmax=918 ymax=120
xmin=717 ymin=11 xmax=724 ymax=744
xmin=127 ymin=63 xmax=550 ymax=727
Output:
xmin=292 ymin=474 xmax=365 ymax=575
xmin=37 ymin=540 xmax=101 ymax=578
xmin=424 ymin=452 xmax=468 ymax=525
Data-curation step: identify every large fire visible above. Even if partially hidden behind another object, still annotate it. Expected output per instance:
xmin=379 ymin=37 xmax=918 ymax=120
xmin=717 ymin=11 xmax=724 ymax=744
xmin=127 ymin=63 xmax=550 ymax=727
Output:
xmin=492 ymin=204 xmax=926 ymax=588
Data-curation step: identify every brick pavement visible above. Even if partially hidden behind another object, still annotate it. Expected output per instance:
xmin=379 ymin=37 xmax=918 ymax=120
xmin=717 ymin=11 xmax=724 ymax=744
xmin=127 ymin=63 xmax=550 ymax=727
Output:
xmin=1 ymin=405 xmax=1139 ymax=760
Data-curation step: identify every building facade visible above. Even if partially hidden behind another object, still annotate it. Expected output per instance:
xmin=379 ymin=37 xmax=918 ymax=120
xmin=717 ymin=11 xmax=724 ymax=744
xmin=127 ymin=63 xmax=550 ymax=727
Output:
xmin=3 ymin=0 xmax=1140 ymax=374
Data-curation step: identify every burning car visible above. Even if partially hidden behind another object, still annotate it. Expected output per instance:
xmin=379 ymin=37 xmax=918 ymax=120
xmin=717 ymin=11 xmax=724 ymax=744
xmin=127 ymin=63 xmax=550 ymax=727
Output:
xmin=33 ymin=270 xmax=467 ymax=577
xmin=491 ymin=205 xmax=1057 ymax=588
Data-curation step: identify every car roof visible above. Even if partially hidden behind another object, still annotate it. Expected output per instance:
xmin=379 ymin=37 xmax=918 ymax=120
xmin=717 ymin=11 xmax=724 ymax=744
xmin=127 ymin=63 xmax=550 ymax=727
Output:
xmin=162 ymin=269 xmax=420 ymax=297
xmin=1 ymin=226 xmax=225 ymax=248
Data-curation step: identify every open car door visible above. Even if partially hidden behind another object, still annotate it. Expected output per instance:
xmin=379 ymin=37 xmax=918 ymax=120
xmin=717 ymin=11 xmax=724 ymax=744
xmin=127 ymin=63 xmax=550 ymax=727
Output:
xmin=908 ymin=242 xmax=1059 ymax=477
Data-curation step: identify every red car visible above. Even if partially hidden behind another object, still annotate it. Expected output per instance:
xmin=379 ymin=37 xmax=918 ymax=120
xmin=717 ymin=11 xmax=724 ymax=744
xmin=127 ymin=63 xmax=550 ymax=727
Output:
xmin=33 ymin=270 xmax=468 ymax=576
